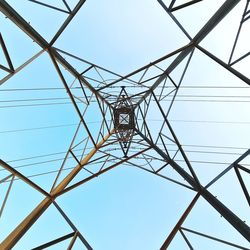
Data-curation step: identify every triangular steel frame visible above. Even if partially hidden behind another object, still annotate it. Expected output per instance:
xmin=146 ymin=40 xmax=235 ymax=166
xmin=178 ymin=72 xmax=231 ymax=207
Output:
xmin=0 ymin=0 xmax=250 ymax=249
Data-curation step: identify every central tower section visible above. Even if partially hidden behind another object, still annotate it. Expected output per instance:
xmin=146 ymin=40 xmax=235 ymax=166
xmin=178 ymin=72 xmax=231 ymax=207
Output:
xmin=113 ymin=87 xmax=135 ymax=157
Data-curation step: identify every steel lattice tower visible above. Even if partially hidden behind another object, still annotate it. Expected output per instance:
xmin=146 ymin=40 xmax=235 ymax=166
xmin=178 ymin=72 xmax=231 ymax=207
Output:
xmin=0 ymin=0 xmax=250 ymax=249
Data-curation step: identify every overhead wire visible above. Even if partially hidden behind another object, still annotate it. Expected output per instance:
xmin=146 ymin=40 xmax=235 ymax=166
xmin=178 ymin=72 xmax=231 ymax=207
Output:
xmin=2 ymin=156 xmax=249 ymax=183
xmin=0 ymin=86 xmax=249 ymax=92
xmin=0 ymin=147 xmax=246 ymax=172
xmin=0 ymin=97 xmax=249 ymax=109
xmin=0 ymin=85 xmax=249 ymax=179
xmin=0 ymin=123 xmax=77 ymax=134
xmin=1 ymin=117 xmax=250 ymax=135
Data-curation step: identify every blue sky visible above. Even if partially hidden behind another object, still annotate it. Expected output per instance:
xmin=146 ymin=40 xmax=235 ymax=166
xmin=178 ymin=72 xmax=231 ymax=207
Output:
xmin=0 ymin=0 xmax=250 ymax=249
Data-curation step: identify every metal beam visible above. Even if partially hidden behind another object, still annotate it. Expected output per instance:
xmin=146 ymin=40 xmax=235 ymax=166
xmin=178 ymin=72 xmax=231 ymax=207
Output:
xmin=31 ymin=232 xmax=75 ymax=250
xmin=137 ymin=0 xmax=241 ymax=105
xmin=197 ymin=45 xmax=250 ymax=87
xmin=28 ymin=0 xmax=70 ymax=14
xmin=56 ymin=146 xmax=151 ymax=197
xmin=137 ymin=130 xmax=250 ymax=242
xmin=0 ymin=159 xmax=50 ymax=197
xmin=160 ymin=193 xmax=200 ymax=249
xmin=171 ymin=0 xmax=203 ymax=12
xmin=49 ymin=0 xmax=86 ymax=46
xmin=53 ymin=202 xmax=93 ymax=250
xmin=0 ymin=0 xmax=110 ymax=106
xmin=49 ymin=50 xmax=97 ymax=147
xmin=0 ymin=131 xmax=112 ymax=249
xmin=181 ymin=227 xmax=250 ymax=250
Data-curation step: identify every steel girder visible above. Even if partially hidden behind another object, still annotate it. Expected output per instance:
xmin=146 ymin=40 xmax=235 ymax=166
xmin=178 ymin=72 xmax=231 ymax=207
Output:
xmin=0 ymin=0 xmax=250 ymax=249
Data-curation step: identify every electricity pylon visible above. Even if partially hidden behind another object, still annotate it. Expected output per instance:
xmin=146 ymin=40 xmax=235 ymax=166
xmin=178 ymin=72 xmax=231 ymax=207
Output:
xmin=0 ymin=0 xmax=250 ymax=249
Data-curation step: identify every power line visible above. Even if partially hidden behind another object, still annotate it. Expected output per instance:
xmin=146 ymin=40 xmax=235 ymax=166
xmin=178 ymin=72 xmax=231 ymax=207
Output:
xmin=179 ymin=144 xmax=248 ymax=150
xmin=179 ymin=86 xmax=250 ymax=89
xmin=170 ymin=95 xmax=250 ymax=98
xmin=3 ymin=156 xmax=249 ymax=183
xmin=1 ymin=95 xmax=250 ymax=103
xmin=0 ymin=87 xmax=70 ymax=91
xmin=0 ymin=147 xmax=245 ymax=172
xmin=1 ymin=117 xmax=249 ymax=135
xmin=0 ymin=97 xmax=70 ymax=103
xmin=158 ymin=119 xmax=250 ymax=125
xmin=0 ymin=124 xmax=77 ymax=134
xmin=0 ymin=99 xmax=250 ymax=109
xmin=160 ymin=99 xmax=250 ymax=103
xmin=0 ymin=86 xmax=249 ymax=92
xmin=0 ymin=102 xmax=73 ymax=108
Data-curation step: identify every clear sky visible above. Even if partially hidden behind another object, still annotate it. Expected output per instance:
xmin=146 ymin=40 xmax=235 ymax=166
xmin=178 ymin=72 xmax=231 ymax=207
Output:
xmin=0 ymin=0 xmax=250 ymax=249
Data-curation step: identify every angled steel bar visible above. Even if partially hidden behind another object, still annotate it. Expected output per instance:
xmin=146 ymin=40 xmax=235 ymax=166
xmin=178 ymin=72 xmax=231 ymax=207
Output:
xmin=197 ymin=45 xmax=250 ymax=86
xmin=137 ymin=130 xmax=250 ymax=242
xmin=0 ymin=0 xmax=110 ymax=106
xmin=56 ymin=147 xmax=151 ymax=197
xmin=28 ymin=0 xmax=70 ymax=14
xmin=158 ymin=78 xmax=169 ymax=101
xmin=171 ymin=0 xmax=203 ymax=12
xmin=137 ymin=0 xmax=241 ymax=105
xmin=49 ymin=0 xmax=86 ymax=46
xmin=69 ymin=149 xmax=94 ymax=175
xmin=69 ymin=150 xmax=93 ymax=174
xmin=97 ymin=44 xmax=190 ymax=92
xmin=139 ymin=73 xmax=162 ymax=85
xmin=0 ymin=174 xmax=13 ymax=184
xmin=138 ymin=67 xmax=149 ymax=84
xmin=142 ymin=153 xmax=155 ymax=172
xmin=54 ymin=201 xmax=93 ymax=250
xmin=77 ymin=78 xmax=90 ymax=105
xmin=205 ymin=149 xmax=250 ymax=189
xmin=169 ymin=0 xmax=176 ymax=10
xmin=160 ymin=193 xmax=200 ymax=249
xmin=157 ymin=0 xmax=192 ymax=40
xmin=0 ymin=49 xmax=45 ymax=86
xmin=238 ymin=164 xmax=250 ymax=175
xmin=50 ymin=121 xmax=82 ymax=192
xmin=230 ymin=51 xmax=250 ymax=66
xmin=62 ymin=0 xmax=72 ymax=13
xmin=234 ymin=165 xmax=250 ymax=207
xmin=130 ymin=163 xmax=194 ymax=190
xmin=163 ymin=48 xmax=194 ymax=119
xmin=0 ymin=131 xmax=112 ymax=249
xmin=51 ymin=130 xmax=113 ymax=195
xmin=0 ymin=159 xmax=50 ymax=197
xmin=49 ymin=50 xmax=96 ymax=147
xmin=137 ymin=104 xmax=153 ymax=142
xmin=179 ymin=229 xmax=194 ymax=250
xmin=151 ymin=91 xmax=201 ymax=186
xmin=81 ymin=65 xmax=94 ymax=75
xmin=0 ymin=174 xmax=14 ymax=218
xmin=31 ymin=232 xmax=75 ymax=250
xmin=136 ymin=92 xmax=152 ymax=136
xmin=67 ymin=232 xmax=78 ymax=250
xmin=98 ymin=154 xmax=110 ymax=172
xmin=95 ymin=95 xmax=110 ymax=134
xmin=160 ymin=132 xmax=176 ymax=145
xmin=181 ymin=227 xmax=250 ymax=250
xmin=0 ymin=64 xmax=12 ymax=73
xmin=155 ymin=48 xmax=194 ymax=146
xmin=83 ymin=153 xmax=110 ymax=167
xmin=0 ymin=33 xmax=14 ymax=71
xmin=158 ymin=134 xmax=171 ymax=160
xmin=55 ymin=48 xmax=123 ymax=78
xmin=228 ymin=0 xmax=250 ymax=64
xmin=0 ymin=197 xmax=53 ymax=249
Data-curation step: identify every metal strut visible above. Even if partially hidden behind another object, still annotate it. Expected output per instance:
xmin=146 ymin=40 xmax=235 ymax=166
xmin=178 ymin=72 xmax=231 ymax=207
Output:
xmin=137 ymin=130 xmax=250 ymax=243
xmin=0 ymin=131 xmax=113 ymax=250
